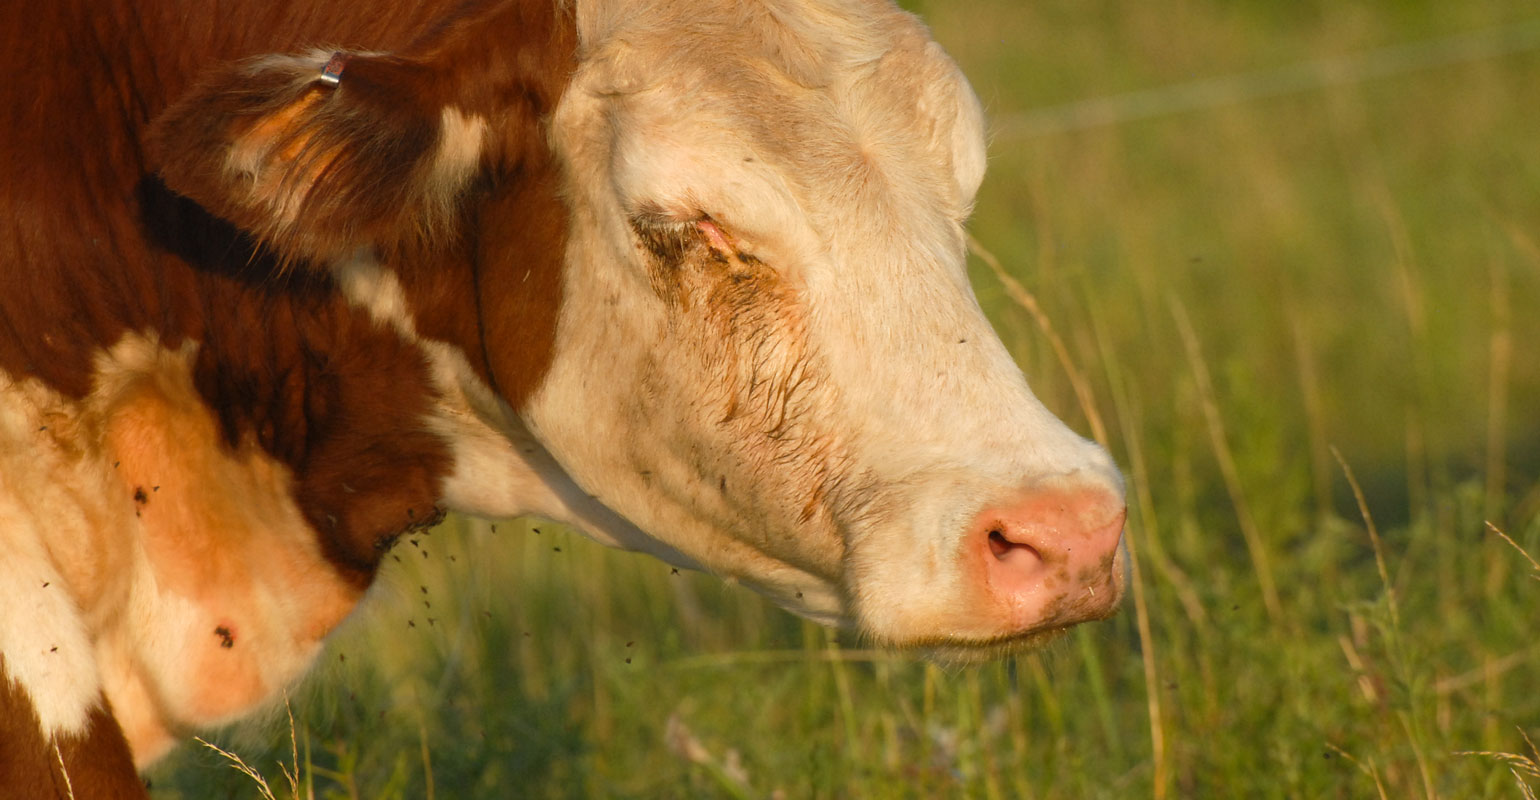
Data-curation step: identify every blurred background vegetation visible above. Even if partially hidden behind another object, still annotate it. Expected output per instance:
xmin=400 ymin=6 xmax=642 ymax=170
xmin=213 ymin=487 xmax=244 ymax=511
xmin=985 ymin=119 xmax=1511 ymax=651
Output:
xmin=149 ymin=1 xmax=1540 ymax=796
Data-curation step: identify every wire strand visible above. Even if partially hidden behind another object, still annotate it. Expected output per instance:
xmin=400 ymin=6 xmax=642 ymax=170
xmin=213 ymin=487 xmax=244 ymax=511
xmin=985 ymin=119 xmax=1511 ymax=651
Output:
xmin=993 ymin=19 xmax=1540 ymax=139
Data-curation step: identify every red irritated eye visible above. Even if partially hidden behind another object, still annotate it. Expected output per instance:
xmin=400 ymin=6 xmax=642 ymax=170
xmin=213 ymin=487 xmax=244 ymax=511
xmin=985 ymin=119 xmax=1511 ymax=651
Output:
xmin=696 ymin=218 xmax=734 ymax=257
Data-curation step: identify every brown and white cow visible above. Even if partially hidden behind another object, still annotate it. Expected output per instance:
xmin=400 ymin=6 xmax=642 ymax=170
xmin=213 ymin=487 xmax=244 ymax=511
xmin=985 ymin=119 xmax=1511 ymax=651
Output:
xmin=0 ymin=0 xmax=1126 ymax=795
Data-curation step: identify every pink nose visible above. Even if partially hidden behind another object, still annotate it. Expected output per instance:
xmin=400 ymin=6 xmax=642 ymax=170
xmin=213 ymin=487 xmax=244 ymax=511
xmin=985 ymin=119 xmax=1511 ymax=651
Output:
xmin=969 ymin=484 xmax=1127 ymax=630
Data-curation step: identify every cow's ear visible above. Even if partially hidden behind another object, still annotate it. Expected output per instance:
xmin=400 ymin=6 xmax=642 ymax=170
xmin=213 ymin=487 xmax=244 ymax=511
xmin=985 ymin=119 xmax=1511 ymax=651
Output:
xmin=149 ymin=50 xmax=487 ymax=263
xmin=907 ymin=41 xmax=986 ymax=215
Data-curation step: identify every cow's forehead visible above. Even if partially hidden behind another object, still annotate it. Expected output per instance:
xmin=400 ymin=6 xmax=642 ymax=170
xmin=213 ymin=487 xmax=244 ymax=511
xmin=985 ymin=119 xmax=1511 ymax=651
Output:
xmin=567 ymin=2 xmax=982 ymax=254
xmin=575 ymin=0 xmax=906 ymax=78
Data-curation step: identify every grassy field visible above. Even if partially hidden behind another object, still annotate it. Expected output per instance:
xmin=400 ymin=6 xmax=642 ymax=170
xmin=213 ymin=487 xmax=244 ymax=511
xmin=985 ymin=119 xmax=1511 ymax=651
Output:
xmin=148 ymin=1 xmax=1540 ymax=797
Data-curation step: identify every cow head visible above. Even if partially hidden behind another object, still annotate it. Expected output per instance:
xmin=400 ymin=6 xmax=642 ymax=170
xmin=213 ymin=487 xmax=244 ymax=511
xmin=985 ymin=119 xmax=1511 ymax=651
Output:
xmin=152 ymin=0 xmax=1126 ymax=659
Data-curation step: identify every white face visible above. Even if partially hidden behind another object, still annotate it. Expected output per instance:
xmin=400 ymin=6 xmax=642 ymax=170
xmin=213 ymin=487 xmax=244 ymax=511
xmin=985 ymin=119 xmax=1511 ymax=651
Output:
xmin=525 ymin=0 xmax=1127 ymax=656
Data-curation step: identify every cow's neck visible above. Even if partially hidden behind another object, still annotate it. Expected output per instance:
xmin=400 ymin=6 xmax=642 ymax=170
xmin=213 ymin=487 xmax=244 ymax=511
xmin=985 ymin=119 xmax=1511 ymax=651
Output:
xmin=330 ymin=237 xmax=695 ymax=566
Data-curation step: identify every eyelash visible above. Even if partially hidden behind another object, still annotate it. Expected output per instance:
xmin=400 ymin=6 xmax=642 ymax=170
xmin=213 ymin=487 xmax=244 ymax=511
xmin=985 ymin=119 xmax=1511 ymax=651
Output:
xmin=630 ymin=205 xmax=694 ymax=232
xmin=630 ymin=208 xmax=739 ymax=263
xmin=631 ymin=214 xmax=691 ymax=257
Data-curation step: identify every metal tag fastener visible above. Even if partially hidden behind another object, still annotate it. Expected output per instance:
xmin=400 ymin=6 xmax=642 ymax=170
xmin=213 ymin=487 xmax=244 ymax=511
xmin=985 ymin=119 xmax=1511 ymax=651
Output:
xmin=319 ymin=51 xmax=348 ymax=86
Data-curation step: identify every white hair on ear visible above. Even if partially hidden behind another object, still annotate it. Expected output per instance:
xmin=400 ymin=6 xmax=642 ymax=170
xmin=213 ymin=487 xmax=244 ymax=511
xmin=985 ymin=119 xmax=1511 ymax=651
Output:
xmin=947 ymin=66 xmax=988 ymax=208
xmin=918 ymin=41 xmax=987 ymax=210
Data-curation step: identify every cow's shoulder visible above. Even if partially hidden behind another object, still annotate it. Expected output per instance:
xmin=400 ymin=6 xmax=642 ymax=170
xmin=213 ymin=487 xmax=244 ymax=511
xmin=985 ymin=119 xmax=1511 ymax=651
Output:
xmin=0 ymin=328 xmax=436 ymax=762
xmin=0 ymin=0 xmax=575 ymax=774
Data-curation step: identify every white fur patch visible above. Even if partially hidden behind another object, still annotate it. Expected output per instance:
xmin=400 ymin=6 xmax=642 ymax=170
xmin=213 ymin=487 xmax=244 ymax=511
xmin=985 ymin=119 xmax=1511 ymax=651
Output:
xmin=432 ymin=107 xmax=487 ymax=190
xmin=0 ymin=373 xmax=107 ymax=738
xmin=0 ymin=520 xmax=101 ymax=739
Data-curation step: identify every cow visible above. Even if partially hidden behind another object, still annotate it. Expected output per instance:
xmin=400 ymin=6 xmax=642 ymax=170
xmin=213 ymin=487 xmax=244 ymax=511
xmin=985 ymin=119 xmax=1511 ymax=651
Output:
xmin=0 ymin=0 xmax=1128 ymax=796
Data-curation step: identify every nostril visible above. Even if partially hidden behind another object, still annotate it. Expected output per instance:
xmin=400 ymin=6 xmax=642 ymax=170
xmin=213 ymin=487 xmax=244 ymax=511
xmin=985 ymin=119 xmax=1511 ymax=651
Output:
xmin=987 ymin=528 xmax=1039 ymax=562
xmin=967 ymin=487 xmax=1126 ymax=633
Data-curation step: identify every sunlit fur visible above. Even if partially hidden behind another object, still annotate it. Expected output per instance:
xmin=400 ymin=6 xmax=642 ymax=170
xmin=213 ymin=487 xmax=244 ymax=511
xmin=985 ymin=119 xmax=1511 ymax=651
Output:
xmin=527 ymin=0 xmax=1124 ymax=647
xmin=1 ymin=2 xmax=1128 ymax=784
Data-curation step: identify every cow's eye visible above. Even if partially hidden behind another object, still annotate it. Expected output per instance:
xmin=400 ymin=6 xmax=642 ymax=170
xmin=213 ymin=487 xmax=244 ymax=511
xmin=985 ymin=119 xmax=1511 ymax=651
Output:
xmin=630 ymin=208 xmax=700 ymax=263
xmin=694 ymin=217 xmax=735 ymax=259
xmin=630 ymin=208 xmax=737 ymax=264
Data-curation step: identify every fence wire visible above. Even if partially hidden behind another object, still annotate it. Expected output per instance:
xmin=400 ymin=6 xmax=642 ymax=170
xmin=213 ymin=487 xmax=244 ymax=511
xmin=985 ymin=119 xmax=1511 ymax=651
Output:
xmin=993 ymin=18 xmax=1540 ymax=139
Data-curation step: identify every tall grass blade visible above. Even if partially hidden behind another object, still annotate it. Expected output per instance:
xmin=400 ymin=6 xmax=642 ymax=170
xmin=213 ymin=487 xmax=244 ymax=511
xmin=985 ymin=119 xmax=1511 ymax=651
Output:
xmin=1169 ymin=295 xmax=1282 ymax=624
xmin=969 ymin=234 xmax=1107 ymax=445
xmin=1085 ymin=287 xmax=1168 ymax=799
xmin=1331 ymin=448 xmax=1400 ymax=629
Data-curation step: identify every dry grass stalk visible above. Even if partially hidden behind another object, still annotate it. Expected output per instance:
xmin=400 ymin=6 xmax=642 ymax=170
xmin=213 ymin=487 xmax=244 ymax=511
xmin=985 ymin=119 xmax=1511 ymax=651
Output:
xmin=1457 ymin=727 xmax=1540 ymax=800
xmin=1332 ymin=448 xmax=1401 ymax=628
xmin=1486 ymin=521 xmax=1540 ymax=577
xmin=196 ymin=738 xmax=280 ymax=800
xmin=1169 ymin=295 xmax=1282 ymax=623
xmin=1325 ymin=743 xmax=1391 ymax=800
xmin=194 ymin=696 xmax=303 ymax=800
xmin=967 ymin=234 xmax=1108 ymax=445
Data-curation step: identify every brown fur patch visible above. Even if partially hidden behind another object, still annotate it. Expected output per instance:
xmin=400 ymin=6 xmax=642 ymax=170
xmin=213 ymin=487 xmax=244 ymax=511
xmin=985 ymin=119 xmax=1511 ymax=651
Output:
xmin=146 ymin=0 xmax=576 ymax=403
xmin=0 ymin=0 xmax=577 ymax=785
xmin=0 ymin=0 xmax=579 ymax=579
xmin=0 ymin=663 xmax=146 ymax=800
xmin=463 ymin=161 xmax=570 ymax=408
xmin=0 ymin=2 xmax=497 ymax=580
xmin=150 ymin=55 xmax=459 ymax=263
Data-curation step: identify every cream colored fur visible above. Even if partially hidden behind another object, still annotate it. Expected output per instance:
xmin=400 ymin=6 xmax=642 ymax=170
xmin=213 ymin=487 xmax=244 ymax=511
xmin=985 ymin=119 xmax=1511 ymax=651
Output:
xmin=519 ymin=0 xmax=1124 ymax=646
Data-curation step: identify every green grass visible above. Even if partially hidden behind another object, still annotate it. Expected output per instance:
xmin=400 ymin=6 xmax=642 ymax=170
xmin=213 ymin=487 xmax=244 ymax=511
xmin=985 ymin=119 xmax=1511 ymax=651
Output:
xmin=148 ymin=2 xmax=1540 ymax=797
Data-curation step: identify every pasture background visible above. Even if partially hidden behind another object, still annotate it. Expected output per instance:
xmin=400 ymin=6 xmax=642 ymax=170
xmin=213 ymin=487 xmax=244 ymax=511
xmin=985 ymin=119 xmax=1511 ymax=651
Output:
xmin=148 ymin=1 xmax=1540 ymax=797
